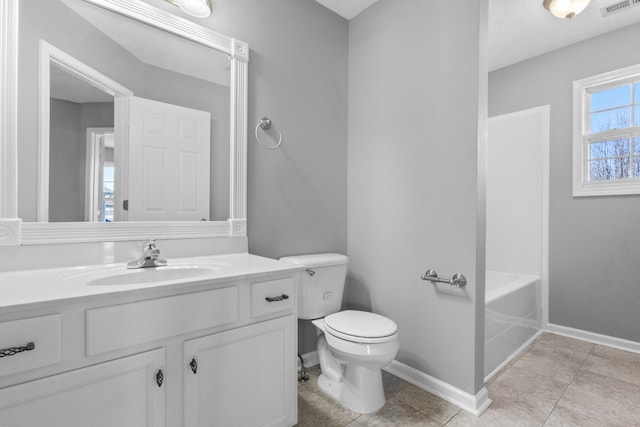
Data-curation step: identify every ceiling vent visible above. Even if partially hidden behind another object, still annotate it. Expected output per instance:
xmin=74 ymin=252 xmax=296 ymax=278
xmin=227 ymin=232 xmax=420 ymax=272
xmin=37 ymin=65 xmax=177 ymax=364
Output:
xmin=601 ymin=0 xmax=640 ymax=17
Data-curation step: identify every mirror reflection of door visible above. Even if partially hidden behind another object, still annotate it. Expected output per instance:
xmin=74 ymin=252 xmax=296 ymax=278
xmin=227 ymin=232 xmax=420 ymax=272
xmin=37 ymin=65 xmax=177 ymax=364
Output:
xmin=126 ymin=96 xmax=211 ymax=222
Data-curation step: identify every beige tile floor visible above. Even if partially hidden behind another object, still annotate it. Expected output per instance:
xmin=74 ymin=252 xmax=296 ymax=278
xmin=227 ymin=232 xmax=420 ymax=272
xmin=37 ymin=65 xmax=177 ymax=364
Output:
xmin=296 ymin=332 xmax=640 ymax=426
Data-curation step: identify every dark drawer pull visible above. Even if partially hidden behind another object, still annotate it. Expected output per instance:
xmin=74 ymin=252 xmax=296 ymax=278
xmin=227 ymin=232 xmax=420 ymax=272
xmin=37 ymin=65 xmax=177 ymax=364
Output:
xmin=155 ymin=369 xmax=164 ymax=387
xmin=0 ymin=342 xmax=35 ymax=358
xmin=265 ymin=294 xmax=289 ymax=303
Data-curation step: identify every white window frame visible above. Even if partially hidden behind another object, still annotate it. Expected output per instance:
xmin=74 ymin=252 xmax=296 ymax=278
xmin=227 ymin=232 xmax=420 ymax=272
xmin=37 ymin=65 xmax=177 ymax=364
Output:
xmin=573 ymin=63 xmax=640 ymax=197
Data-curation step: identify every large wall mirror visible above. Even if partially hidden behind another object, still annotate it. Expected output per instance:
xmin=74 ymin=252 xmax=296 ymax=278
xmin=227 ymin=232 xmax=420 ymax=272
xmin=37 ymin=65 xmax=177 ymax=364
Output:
xmin=0 ymin=0 xmax=248 ymax=244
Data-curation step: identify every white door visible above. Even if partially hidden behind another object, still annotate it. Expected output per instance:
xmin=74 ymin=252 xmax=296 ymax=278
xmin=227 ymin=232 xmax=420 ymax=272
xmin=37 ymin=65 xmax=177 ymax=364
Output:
xmin=183 ymin=315 xmax=297 ymax=427
xmin=127 ymin=96 xmax=210 ymax=221
xmin=0 ymin=349 xmax=166 ymax=427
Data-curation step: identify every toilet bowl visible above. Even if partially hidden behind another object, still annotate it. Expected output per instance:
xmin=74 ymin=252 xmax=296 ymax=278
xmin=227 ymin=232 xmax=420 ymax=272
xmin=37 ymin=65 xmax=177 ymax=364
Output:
xmin=278 ymin=254 xmax=399 ymax=414
xmin=312 ymin=310 xmax=399 ymax=414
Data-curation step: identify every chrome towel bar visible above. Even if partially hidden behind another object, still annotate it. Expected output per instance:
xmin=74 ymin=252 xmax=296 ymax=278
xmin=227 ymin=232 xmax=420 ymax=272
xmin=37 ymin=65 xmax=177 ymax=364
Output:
xmin=421 ymin=269 xmax=467 ymax=288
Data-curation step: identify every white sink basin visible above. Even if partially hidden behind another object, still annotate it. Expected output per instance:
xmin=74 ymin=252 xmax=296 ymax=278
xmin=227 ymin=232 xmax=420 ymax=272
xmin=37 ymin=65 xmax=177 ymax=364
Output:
xmin=87 ymin=265 xmax=220 ymax=286
xmin=61 ymin=260 xmax=232 ymax=288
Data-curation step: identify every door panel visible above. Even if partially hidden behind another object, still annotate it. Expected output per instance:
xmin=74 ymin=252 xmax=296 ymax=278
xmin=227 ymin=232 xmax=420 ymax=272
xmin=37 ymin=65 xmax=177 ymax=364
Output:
xmin=183 ymin=316 xmax=297 ymax=427
xmin=128 ymin=96 xmax=210 ymax=221
xmin=0 ymin=349 xmax=166 ymax=427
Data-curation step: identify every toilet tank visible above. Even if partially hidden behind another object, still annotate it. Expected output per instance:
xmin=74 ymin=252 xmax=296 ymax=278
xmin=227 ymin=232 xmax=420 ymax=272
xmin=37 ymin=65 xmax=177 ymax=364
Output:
xmin=279 ymin=253 xmax=349 ymax=320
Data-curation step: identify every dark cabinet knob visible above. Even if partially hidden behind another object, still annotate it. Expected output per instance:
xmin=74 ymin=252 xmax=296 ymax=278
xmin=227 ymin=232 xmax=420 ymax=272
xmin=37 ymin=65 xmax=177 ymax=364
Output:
xmin=155 ymin=369 xmax=164 ymax=387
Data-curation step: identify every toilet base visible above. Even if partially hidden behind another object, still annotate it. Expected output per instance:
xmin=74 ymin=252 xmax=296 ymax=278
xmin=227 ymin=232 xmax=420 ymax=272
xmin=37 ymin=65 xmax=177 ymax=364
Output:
xmin=313 ymin=321 xmax=397 ymax=414
xmin=318 ymin=364 xmax=386 ymax=414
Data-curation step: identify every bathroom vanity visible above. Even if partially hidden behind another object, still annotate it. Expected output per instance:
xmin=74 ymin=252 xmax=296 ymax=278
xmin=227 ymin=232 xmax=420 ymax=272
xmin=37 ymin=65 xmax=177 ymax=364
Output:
xmin=0 ymin=253 xmax=301 ymax=426
xmin=0 ymin=0 xmax=303 ymax=423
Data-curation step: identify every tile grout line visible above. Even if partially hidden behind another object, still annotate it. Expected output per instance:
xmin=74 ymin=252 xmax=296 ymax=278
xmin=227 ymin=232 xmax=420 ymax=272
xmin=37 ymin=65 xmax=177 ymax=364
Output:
xmin=540 ymin=341 xmax=596 ymax=426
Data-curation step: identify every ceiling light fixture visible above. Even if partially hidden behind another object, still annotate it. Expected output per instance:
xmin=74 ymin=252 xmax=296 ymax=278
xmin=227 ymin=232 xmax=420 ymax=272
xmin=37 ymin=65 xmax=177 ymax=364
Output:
xmin=164 ymin=0 xmax=212 ymax=18
xmin=543 ymin=0 xmax=591 ymax=19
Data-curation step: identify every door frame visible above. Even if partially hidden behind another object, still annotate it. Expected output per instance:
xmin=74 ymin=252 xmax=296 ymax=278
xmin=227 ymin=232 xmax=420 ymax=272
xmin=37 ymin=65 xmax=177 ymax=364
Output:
xmin=84 ymin=128 xmax=114 ymax=222
xmin=38 ymin=41 xmax=133 ymax=222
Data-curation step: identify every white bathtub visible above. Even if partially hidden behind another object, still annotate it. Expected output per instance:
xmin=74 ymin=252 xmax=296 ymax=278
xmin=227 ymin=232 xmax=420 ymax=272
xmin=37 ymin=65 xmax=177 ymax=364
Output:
xmin=484 ymin=270 xmax=542 ymax=379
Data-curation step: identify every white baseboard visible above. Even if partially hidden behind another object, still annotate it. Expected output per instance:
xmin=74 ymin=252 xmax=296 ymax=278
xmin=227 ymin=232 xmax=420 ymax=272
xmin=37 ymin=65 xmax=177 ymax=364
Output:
xmin=546 ymin=323 xmax=640 ymax=354
xmin=384 ymin=360 xmax=491 ymax=416
xmin=300 ymin=351 xmax=491 ymax=415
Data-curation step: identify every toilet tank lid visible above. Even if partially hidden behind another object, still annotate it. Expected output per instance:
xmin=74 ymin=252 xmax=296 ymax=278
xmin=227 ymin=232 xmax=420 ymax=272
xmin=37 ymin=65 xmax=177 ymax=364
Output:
xmin=279 ymin=253 xmax=348 ymax=268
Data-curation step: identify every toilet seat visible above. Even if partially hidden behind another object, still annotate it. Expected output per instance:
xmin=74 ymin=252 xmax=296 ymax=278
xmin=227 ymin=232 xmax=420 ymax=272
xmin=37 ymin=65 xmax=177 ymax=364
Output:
xmin=324 ymin=310 xmax=398 ymax=344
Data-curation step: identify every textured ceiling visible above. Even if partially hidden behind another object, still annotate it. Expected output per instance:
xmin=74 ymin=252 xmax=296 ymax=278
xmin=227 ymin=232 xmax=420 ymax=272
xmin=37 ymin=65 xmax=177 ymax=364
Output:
xmin=315 ymin=0 xmax=640 ymax=71
xmin=489 ymin=0 xmax=640 ymax=70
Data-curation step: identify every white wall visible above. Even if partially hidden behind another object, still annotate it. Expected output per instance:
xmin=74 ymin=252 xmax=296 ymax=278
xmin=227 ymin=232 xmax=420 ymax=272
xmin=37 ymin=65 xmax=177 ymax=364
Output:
xmin=347 ymin=0 xmax=488 ymax=394
xmin=486 ymin=107 xmax=547 ymax=276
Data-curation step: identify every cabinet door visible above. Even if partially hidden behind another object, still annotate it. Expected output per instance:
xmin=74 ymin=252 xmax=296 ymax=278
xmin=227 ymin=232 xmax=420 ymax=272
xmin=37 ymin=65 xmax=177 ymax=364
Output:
xmin=0 ymin=349 xmax=166 ymax=427
xmin=184 ymin=315 xmax=297 ymax=427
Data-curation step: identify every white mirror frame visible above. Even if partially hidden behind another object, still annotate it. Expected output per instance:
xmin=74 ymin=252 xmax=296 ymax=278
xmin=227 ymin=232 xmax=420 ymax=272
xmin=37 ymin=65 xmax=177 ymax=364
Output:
xmin=0 ymin=0 xmax=248 ymax=245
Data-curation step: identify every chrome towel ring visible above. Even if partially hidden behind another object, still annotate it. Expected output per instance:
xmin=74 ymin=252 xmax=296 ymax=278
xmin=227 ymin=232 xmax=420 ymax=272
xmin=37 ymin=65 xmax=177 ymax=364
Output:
xmin=255 ymin=117 xmax=282 ymax=150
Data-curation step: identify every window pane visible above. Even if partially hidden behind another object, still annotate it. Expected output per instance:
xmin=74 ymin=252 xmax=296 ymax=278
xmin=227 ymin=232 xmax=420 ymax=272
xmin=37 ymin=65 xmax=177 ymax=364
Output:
xmin=589 ymin=107 xmax=630 ymax=133
xmin=589 ymin=139 xmax=629 ymax=159
xmin=635 ymin=83 xmax=640 ymax=104
xmin=634 ymin=156 xmax=640 ymax=178
xmin=635 ymin=137 xmax=640 ymax=154
xmin=590 ymin=85 xmax=631 ymax=112
xmin=635 ymin=104 xmax=640 ymax=127
xmin=589 ymin=158 xmax=630 ymax=181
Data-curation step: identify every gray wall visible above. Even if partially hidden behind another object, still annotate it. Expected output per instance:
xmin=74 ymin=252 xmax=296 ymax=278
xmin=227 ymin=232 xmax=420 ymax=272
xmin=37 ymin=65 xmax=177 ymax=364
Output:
xmin=197 ymin=0 xmax=349 ymax=260
xmin=49 ymin=99 xmax=84 ymax=222
xmin=347 ymin=0 xmax=488 ymax=394
xmin=489 ymin=23 xmax=640 ymax=342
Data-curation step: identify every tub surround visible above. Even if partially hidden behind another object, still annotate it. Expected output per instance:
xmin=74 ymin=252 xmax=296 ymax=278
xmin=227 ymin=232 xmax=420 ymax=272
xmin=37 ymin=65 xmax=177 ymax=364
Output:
xmin=485 ymin=270 xmax=542 ymax=378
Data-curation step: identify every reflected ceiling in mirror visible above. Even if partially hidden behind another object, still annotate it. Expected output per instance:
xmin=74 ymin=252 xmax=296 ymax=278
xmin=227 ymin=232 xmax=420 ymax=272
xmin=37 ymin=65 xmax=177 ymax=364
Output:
xmin=19 ymin=0 xmax=231 ymax=222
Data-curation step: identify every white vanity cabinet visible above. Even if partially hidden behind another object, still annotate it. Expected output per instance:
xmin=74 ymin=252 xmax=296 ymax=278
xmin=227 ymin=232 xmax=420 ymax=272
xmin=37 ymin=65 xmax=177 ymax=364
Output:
xmin=0 ymin=264 xmax=299 ymax=427
xmin=184 ymin=315 xmax=296 ymax=427
xmin=0 ymin=348 xmax=166 ymax=426
xmin=181 ymin=276 xmax=297 ymax=427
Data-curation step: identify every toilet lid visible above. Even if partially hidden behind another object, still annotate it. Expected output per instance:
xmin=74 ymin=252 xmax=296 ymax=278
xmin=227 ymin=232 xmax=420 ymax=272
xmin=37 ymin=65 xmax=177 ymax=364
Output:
xmin=324 ymin=311 xmax=398 ymax=343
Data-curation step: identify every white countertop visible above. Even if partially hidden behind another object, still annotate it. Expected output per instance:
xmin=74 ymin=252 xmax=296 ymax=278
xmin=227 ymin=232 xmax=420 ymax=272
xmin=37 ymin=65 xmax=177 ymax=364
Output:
xmin=0 ymin=253 xmax=302 ymax=310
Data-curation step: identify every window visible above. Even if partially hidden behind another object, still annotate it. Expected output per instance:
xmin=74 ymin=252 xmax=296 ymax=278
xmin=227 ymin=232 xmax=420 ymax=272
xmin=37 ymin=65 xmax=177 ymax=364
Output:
xmin=102 ymin=163 xmax=115 ymax=222
xmin=573 ymin=64 xmax=640 ymax=196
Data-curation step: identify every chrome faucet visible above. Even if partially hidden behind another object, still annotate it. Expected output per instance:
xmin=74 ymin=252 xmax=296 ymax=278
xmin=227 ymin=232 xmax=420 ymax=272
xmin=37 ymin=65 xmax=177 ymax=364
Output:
xmin=127 ymin=239 xmax=167 ymax=269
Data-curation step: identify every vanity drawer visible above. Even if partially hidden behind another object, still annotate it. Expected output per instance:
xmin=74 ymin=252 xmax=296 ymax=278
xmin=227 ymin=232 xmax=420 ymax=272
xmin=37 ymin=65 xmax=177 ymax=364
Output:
xmin=86 ymin=286 xmax=238 ymax=356
xmin=0 ymin=314 xmax=62 ymax=377
xmin=251 ymin=277 xmax=295 ymax=318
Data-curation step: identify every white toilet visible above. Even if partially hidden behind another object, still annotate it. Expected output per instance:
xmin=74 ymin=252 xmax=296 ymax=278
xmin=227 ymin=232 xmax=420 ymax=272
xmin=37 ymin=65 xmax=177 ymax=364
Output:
xmin=280 ymin=253 xmax=399 ymax=414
